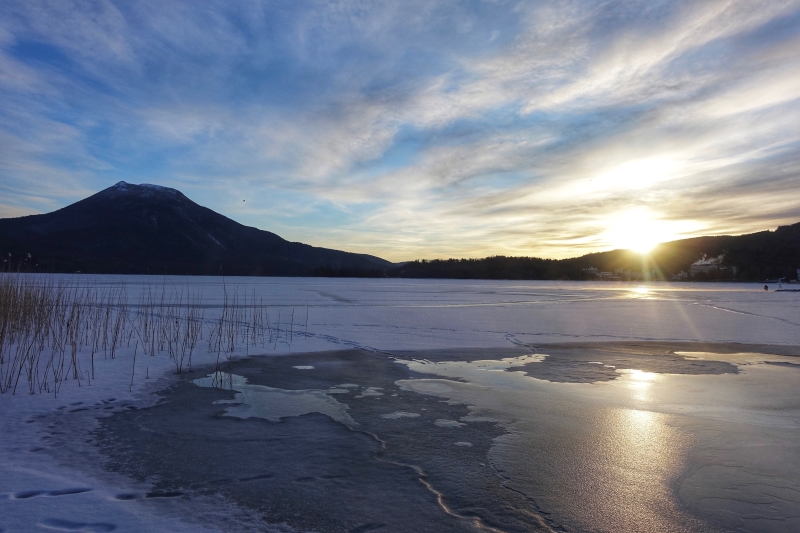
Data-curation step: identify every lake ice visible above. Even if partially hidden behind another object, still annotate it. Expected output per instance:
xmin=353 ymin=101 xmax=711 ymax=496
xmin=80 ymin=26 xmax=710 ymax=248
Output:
xmin=1 ymin=276 xmax=798 ymax=532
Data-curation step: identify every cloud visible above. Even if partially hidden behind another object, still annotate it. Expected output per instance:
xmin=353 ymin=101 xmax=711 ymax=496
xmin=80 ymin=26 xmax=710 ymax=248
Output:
xmin=0 ymin=0 xmax=799 ymax=260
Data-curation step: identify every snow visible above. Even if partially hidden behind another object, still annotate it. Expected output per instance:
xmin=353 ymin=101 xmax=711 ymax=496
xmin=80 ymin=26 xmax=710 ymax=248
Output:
xmin=138 ymin=183 xmax=172 ymax=192
xmin=434 ymin=419 xmax=465 ymax=428
xmin=381 ymin=411 xmax=421 ymax=419
xmin=108 ymin=181 xmax=179 ymax=197
xmin=193 ymin=371 xmax=356 ymax=425
xmin=1 ymin=275 xmax=798 ymax=532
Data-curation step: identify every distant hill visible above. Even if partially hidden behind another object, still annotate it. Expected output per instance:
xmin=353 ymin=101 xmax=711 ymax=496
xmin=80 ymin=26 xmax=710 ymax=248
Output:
xmin=0 ymin=182 xmax=392 ymax=276
xmin=390 ymin=223 xmax=800 ymax=282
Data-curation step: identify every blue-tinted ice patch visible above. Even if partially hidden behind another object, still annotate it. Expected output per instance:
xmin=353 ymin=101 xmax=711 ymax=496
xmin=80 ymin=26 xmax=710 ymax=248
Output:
xmin=193 ymin=372 xmax=356 ymax=426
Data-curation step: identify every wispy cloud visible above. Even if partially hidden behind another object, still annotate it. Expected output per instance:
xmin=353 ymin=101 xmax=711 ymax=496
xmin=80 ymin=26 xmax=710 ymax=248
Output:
xmin=1 ymin=0 xmax=798 ymax=260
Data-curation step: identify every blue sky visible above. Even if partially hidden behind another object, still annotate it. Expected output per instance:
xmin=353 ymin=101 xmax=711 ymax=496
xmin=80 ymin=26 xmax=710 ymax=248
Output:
xmin=1 ymin=0 xmax=799 ymax=260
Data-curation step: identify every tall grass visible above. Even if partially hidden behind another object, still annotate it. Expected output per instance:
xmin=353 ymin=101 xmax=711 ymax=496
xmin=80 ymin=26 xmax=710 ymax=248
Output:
xmin=0 ymin=273 xmax=297 ymax=396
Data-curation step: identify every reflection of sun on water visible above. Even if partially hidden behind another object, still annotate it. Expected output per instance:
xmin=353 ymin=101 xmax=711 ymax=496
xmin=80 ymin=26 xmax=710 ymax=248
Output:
xmin=400 ymin=357 xmax=697 ymax=532
xmin=589 ymin=405 xmax=692 ymax=531
xmin=614 ymin=410 xmax=668 ymax=485
xmin=622 ymin=368 xmax=659 ymax=401
xmin=628 ymin=369 xmax=657 ymax=382
xmin=621 ymin=409 xmax=659 ymax=450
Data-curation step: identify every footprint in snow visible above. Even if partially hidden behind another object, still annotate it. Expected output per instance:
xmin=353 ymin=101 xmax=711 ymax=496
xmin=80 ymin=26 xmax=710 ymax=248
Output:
xmin=47 ymin=488 xmax=93 ymax=497
xmin=349 ymin=523 xmax=386 ymax=533
xmin=38 ymin=518 xmax=116 ymax=532
xmin=13 ymin=488 xmax=92 ymax=499
xmin=144 ymin=490 xmax=183 ymax=499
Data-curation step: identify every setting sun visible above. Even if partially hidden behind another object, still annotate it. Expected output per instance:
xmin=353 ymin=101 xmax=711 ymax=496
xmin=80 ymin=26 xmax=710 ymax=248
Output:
xmin=601 ymin=209 xmax=697 ymax=253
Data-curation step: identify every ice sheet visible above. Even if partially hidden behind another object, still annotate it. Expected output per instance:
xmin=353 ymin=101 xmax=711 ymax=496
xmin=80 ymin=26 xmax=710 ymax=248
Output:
xmin=1 ymin=275 xmax=798 ymax=532
xmin=395 ymin=350 xmax=800 ymax=532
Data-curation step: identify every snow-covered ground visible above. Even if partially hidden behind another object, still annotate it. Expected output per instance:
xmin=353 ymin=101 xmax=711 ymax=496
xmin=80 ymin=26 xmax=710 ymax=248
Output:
xmin=1 ymin=276 xmax=798 ymax=532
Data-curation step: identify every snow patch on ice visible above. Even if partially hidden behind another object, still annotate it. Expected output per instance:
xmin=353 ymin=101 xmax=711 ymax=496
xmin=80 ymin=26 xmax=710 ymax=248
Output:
xmin=193 ymin=372 xmax=356 ymax=426
xmin=381 ymin=411 xmax=420 ymax=419
xmin=355 ymin=387 xmax=383 ymax=398
xmin=434 ymin=419 xmax=465 ymax=428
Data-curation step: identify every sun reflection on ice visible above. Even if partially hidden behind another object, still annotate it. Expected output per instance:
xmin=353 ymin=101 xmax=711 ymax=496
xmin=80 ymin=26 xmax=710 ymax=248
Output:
xmin=396 ymin=356 xmax=699 ymax=531
xmin=622 ymin=409 xmax=660 ymax=453
xmin=627 ymin=369 xmax=657 ymax=382
xmin=629 ymin=286 xmax=650 ymax=297
xmin=618 ymin=368 xmax=660 ymax=402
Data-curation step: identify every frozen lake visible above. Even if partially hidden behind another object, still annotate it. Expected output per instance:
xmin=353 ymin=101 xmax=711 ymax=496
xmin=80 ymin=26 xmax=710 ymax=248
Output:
xmin=1 ymin=276 xmax=799 ymax=532
xmin=34 ymin=274 xmax=800 ymax=347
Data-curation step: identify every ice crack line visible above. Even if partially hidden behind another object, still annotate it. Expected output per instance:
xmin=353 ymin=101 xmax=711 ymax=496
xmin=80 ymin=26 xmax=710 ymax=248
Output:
xmin=296 ymin=331 xmax=400 ymax=358
xmin=698 ymin=303 xmax=800 ymax=327
xmin=488 ymin=458 xmax=561 ymax=533
xmin=351 ymin=425 xmax=509 ymax=533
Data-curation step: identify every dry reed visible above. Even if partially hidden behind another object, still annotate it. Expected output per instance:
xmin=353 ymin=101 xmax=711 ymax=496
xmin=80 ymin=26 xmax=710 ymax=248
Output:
xmin=0 ymin=273 xmax=296 ymax=395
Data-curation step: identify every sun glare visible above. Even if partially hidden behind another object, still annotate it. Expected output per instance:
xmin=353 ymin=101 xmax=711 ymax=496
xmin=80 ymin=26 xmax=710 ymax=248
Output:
xmin=602 ymin=209 xmax=690 ymax=254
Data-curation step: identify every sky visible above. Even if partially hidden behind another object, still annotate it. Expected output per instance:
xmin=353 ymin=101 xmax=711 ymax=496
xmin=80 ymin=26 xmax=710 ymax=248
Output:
xmin=1 ymin=0 xmax=799 ymax=261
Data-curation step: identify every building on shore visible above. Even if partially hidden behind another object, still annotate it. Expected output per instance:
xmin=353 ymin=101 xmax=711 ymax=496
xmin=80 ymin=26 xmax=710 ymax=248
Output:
xmin=688 ymin=254 xmax=738 ymax=280
xmin=689 ymin=255 xmax=723 ymax=276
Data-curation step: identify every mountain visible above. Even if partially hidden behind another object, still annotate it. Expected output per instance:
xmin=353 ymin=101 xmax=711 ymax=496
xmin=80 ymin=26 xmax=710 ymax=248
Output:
xmin=389 ymin=222 xmax=800 ymax=282
xmin=0 ymin=182 xmax=392 ymax=276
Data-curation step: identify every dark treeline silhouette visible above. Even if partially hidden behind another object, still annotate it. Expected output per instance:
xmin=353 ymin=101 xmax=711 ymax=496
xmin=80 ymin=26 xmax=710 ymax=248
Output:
xmin=389 ymin=256 xmax=571 ymax=280
xmin=313 ymin=266 xmax=386 ymax=278
xmin=390 ymin=222 xmax=800 ymax=282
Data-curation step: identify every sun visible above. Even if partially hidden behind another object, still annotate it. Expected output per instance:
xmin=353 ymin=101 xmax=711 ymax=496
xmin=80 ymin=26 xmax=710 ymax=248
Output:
xmin=602 ymin=209 xmax=682 ymax=253
xmin=620 ymin=230 xmax=660 ymax=254
xmin=615 ymin=230 xmax=660 ymax=254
